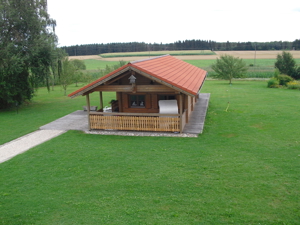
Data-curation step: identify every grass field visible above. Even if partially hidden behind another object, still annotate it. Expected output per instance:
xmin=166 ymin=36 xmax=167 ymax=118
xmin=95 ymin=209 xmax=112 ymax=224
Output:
xmin=100 ymin=50 xmax=215 ymax=58
xmin=186 ymin=58 xmax=300 ymax=78
xmin=70 ymin=50 xmax=300 ymax=79
xmin=82 ymin=57 xmax=300 ymax=79
xmin=83 ymin=59 xmax=125 ymax=70
xmin=0 ymin=81 xmax=299 ymax=224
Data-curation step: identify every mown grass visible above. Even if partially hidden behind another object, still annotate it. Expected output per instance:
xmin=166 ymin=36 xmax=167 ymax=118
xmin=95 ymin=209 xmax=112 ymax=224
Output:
xmin=100 ymin=50 xmax=216 ymax=58
xmin=1 ymin=81 xmax=299 ymax=224
xmin=83 ymin=59 xmax=127 ymax=71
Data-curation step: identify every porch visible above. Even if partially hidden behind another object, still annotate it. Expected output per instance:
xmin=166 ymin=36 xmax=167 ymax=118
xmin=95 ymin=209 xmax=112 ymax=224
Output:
xmin=40 ymin=93 xmax=210 ymax=137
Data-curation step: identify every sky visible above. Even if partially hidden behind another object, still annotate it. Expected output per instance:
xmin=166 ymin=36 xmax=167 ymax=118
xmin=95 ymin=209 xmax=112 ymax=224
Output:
xmin=47 ymin=0 xmax=300 ymax=47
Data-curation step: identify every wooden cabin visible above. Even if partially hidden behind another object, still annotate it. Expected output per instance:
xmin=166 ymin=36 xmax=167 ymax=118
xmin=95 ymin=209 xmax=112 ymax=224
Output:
xmin=68 ymin=55 xmax=207 ymax=133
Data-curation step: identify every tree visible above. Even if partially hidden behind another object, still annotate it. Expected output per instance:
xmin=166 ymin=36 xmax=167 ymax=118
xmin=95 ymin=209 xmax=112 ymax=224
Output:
xmin=275 ymin=51 xmax=300 ymax=79
xmin=50 ymin=48 xmax=66 ymax=91
xmin=72 ymin=59 xmax=86 ymax=71
xmin=70 ymin=59 xmax=86 ymax=86
xmin=292 ymin=39 xmax=300 ymax=50
xmin=60 ymin=57 xmax=76 ymax=96
xmin=211 ymin=55 xmax=248 ymax=84
xmin=0 ymin=0 xmax=58 ymax=108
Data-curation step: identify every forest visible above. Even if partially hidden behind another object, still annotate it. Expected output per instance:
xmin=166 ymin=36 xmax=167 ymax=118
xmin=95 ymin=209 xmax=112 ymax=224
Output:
xmin=61 ymin=39 xmax=300 ymax=56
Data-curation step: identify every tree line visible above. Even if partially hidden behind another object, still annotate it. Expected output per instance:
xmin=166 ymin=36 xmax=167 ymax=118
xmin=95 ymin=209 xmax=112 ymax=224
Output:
xmin=61 ymin=40 xmax=300 ymax=56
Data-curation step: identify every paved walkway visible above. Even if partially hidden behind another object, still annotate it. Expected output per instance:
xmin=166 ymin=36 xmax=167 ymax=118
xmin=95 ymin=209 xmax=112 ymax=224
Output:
xmin=0 ymin=130 xmax=65 ymax=163
xmin=183 ymin=93 xmax=210 ymax=134
xmin=40 ymin=110 xmax=88 ymax=131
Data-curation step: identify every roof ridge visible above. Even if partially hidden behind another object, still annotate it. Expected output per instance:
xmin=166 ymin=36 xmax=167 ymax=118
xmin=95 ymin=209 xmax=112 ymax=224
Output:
xmin=130 ymin=54 xmax=170 ymax=64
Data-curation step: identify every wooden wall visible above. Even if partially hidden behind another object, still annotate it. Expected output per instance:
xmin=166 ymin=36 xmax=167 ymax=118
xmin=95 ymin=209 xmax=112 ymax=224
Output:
xmin=98 ymin=72 xmax=196 ymax=116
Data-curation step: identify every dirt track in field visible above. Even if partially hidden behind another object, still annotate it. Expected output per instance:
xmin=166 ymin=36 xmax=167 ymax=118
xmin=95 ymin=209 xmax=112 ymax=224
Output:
xmin=68 ymin=51 xmax=300 ymax=61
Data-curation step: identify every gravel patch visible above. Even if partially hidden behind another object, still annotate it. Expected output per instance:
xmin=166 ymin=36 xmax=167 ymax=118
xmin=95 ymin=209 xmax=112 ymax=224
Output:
xmin=85 ymin=130 xmax=198 ymax=138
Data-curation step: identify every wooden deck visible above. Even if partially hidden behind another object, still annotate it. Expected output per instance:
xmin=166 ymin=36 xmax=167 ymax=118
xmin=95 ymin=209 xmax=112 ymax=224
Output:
xmin=183 ymin=93 xmax=210 ymax=134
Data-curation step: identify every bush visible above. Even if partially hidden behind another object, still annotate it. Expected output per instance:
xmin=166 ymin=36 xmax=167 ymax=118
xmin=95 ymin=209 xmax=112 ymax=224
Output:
xmin=267 ymin=78 xmax=279 ymax=88
xmin=275 ymin=51 xmax=298 ymax=79
xmin=277 ymin=74 xmax=294 ymax=86
xmin=287 ymin=81 xmax=300 ymax=89
xmin=274 ymin=68 xmax=280 ymax=79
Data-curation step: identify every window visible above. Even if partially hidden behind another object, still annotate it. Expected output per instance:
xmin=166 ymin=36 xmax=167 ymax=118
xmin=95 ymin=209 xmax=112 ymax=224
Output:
xmin=129 ymin=95 xmax=145 ymax=108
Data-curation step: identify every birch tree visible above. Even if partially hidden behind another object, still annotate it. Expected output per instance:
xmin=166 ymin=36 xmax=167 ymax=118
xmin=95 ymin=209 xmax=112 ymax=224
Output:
xmin=0 ymin=0 xmax=58 ymax=108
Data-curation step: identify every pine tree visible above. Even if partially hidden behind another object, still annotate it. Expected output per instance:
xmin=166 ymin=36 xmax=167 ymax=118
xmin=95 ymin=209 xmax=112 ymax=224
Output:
xmin=274 ymin=51 xmax=299 ymax=79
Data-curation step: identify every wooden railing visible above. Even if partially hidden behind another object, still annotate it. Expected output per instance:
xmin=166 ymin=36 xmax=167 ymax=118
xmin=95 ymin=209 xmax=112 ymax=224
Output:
xmin=89 ymin=112 xmax=185 ymax=132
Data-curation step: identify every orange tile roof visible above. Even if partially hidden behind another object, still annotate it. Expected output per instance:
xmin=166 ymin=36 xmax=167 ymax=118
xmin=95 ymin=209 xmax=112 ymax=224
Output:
xmin=68 ymin=55 xmax=207 ymax=98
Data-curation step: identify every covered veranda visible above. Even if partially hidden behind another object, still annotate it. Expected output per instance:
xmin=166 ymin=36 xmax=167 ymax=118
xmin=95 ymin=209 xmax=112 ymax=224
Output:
xmin=85 ymin=91 xmax=185 ymax=133
xmin=41 ymin=93 xmax=210 ymax=137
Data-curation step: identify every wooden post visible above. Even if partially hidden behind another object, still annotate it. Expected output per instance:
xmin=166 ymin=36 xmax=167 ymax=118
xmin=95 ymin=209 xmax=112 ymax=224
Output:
xmin=99 ymin=91 xmax=103 ymax=110
xmin=185 ymin=95 xmax=189 ymax=124
xmin=179 ymin=93 xmax=183 ymax=133
xmin=86 ymin=94 xmax=91 ymax=130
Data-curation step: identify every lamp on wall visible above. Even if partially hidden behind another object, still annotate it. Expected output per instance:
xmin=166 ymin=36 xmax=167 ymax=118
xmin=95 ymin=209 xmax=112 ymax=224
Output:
xmin=129 ymin=74 xmax=136 ymax=84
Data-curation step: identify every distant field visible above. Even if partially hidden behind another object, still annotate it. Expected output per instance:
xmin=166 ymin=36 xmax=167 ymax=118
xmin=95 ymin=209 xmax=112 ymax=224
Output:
xmin=69 ymin=51 xmax=300 ymax=79
xmin=69 ymin=51 xmax=300 ymax=61
xmin=100 ymin=50 xmax=216 ymax=58
xmin=81 ymin=57 xmax=300 ymax=79
xmin=83 ymin=59 xmax=125 ymax=70
xmin=187 ymin=58 xmax=300 ymax=78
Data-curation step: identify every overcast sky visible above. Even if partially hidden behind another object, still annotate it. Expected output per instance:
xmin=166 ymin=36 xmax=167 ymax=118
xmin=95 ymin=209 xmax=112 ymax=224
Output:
xmin=47 ymin=0 xmax=300 ymax=47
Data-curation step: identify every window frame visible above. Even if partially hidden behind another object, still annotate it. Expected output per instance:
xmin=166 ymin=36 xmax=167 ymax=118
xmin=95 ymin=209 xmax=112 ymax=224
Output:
xmin=129 ymin=94 xmax=146 ymax=108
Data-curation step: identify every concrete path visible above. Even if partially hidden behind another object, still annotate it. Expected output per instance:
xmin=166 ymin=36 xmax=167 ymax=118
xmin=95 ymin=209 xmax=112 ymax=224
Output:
xmin=40 ymin=110 xmax=88 ymax=131
xmin=183 ymin=93 xmax=210 ymax=134
xmin=0 ymin=130 xmax=65 ymax=163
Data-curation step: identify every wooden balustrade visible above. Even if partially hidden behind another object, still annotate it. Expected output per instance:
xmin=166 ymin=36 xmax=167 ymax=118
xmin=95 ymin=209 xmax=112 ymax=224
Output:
xmin=89 ymin=112 xmax=184 ymax=132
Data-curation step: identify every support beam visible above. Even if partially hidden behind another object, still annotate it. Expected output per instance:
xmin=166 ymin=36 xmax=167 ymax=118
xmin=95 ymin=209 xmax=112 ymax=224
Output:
xmin=186 ymin=95 xmax=189 ymax=123
xmin=99 ymin=91 xmax=103 ymax=110
xmin=179 ymin=93 xmax=183 ymax=134
xmin=92 ymin=85 xmax=175 ymax=93
xmin=93 ymin=85 xmax=132 ymax=92
xmin=86 ymin=94 xmax=91 ymax=130
xmin=104 ymin=71 xmax=131 ymax=85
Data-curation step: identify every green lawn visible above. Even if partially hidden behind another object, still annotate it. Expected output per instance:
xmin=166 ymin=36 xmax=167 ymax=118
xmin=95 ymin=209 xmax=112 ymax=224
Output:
xmin=0 ymin=81 xmax=299 ymax=224
xmin=83 ymin=59 xmax=127 ymax=70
